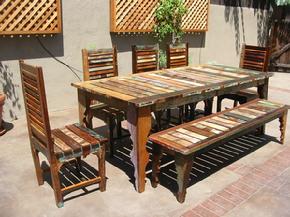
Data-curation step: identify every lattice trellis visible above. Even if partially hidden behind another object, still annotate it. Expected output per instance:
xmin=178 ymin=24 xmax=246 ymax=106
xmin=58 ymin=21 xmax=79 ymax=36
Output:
xmin=110 ymin=0 xmax=209 ymax=33
xmin=0 ymin=0 xmax=62 ymax=35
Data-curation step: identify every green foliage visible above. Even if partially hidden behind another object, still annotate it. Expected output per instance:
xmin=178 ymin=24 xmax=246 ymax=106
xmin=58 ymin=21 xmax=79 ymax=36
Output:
xmin=273 ymin=0 xmax=290 ymax=6
xmin=153 ymin=0 xmax=187 ymax=44
xmin=159 ymin=50 xmax=167 ymax=69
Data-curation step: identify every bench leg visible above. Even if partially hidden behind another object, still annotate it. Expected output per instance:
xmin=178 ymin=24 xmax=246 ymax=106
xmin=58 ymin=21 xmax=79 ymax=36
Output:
xmin=279 ymin=111 xmax=288 ymax=144
xmin=175 ymin=154 xmax=194 ymax=203
xmin=151 ymin=144 xmax=162 ymax=188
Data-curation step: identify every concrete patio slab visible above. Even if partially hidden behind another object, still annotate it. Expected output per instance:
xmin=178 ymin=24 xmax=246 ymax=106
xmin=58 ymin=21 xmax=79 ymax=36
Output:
xmin=0 ymin=72 xmax=290 ymax=217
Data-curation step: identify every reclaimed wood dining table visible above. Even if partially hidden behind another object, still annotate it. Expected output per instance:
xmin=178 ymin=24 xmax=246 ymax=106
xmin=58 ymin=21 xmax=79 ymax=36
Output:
xmin=71 ymin=64 xmax=273 ymax=193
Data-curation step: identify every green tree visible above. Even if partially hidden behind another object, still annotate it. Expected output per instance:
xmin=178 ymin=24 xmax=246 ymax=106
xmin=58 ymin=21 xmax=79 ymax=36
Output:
xmin=153 ymin=0 xmax=187 ymax=44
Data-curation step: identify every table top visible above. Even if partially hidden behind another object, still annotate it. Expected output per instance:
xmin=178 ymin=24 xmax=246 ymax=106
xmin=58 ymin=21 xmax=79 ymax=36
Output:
xmin=72 ymin=64 xmax=273 ymax=107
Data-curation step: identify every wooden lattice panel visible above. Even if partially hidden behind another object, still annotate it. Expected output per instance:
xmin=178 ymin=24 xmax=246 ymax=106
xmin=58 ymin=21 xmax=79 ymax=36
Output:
xmin=0 ymin=0 xmax=62 ymax=35
xmin=110 ymin=0 xmax=209 ymax=33
xmin=182 ymin=0 xmax=209 ymax=32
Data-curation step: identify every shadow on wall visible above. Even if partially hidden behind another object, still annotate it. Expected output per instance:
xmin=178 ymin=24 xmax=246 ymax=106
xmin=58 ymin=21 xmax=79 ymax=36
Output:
xmin=110 ymin=32 xmax=206 ymax=51
xmin=223 ymin=1 xmax=270 ymax=54
xmin=0 ymin=34 xmax=64 ymax=60
xmin=0 ymin=62 xmax=21 ymax=120
xmin=110 ymin=32 xmax=206 ymax=65
xmin=224 ymin=4 xmax=246 ymax=55
xmin=0 ymin=34 xmax=64 ymax=120
xmin=255 ymin=9 xmax=270 ymax=47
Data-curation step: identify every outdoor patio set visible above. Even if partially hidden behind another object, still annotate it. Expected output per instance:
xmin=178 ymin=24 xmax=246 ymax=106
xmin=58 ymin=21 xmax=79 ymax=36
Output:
xmin=18 ymin=42 xmax=289 ymax=208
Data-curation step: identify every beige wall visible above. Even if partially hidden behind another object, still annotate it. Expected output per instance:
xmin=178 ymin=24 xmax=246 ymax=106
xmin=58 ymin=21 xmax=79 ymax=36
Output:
xmin=0 ymin=1 xmax=269 ymax=121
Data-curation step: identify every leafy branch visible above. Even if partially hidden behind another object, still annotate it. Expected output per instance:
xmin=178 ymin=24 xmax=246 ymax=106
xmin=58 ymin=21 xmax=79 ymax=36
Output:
xmin=153 ymin=0 xmax=187 ymax=44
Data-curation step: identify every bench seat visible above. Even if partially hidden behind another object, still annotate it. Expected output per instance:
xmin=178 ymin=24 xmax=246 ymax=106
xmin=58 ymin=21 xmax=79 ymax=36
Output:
xmin=149 ymin=99 xmax=288 ymax=203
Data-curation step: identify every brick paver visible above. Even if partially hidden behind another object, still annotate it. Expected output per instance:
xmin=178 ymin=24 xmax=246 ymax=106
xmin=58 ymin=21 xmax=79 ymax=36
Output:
xmin=180 ymin=147 xmax=290 ymax=216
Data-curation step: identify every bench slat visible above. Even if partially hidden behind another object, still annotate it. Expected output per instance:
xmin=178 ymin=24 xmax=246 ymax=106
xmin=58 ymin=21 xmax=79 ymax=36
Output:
xmin=149 ymin=99 xmax=287 ymax=154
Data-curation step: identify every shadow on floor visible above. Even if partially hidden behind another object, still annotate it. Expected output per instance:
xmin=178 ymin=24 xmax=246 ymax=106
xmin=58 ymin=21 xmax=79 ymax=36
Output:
xmin=41 ymin=160 xmax=102 ymax=202
xmin=0 ymin=121 xmax=14 ymax=136
xmin=106 ymin=132 xmax=279 ymax=195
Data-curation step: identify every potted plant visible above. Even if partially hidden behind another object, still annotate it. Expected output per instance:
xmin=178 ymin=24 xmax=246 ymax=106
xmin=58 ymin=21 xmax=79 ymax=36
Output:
xmin=153 ymin=0 xmax=187 ymax=68
xmin=0 ymin=93 xmax=5 ymax=135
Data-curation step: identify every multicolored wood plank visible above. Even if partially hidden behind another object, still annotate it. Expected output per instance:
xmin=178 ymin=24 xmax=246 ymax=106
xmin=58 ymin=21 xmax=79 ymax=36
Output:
xmin=72 ymin=64 xmax=273 ymax=108
xmin=149 ymin=99 xmax=287 ymax=155
xmin=150 ymin=99 xmax=288 ymax=203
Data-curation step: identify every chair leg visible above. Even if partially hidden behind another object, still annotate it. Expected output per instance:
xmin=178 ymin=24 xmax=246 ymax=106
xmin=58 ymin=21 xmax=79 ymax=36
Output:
xmin=107 ymin=116 xmax=115 ymax=157
xmin=166 ymin=109 xmax=171 ymax=125
xmin=116 ymin=115 xmax=122 ymax=139
xmin=233 ymin=100 xmax=238 ymax=107
xmin=50 ymin=161 xmax=63 ymax=208
xmin=31 ymin=147 xmax=44 ymax=185
xmin=178 ymin=106 xmax=184 ymax=124
xmin=98 ymin=144 xmax=106 ymax=192
xmin=151 ymin=144 xmax=162 ymax=188
xmin=189 ymin=103 xmax=197 ymax=120
xmin=155 ymin=111 xmax=163 ymax=131
xmin=175 ymin=154 xmax=194 ymax=203
xmin=185 ymin=104 xmax=189 ymax=120
xmin=204 ymin=98 xmax=213 ymax=116
xmin=217 ymin=96 xmax=222 ymax=112
xmin=76 ymin=157 xmax=82 ymax=171
xmin=279 ymin=111 xmax=288 ymax=144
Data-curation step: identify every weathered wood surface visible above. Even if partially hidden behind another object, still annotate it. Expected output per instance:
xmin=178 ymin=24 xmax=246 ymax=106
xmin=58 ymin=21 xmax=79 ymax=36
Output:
xmin=167 ymin=43 xmax=189 ymax=69
xmin=20 ymin=60 xmax=107 ymax=208
xmin=82 ymin=46 xmax=124 ymax=156
xmin=149 ymin=99 xmax=288 ymax=202
xmin=149 ymin=99 xmax=287 ymax=155
xmin=132 ymin=45 xmax=158 ymax=74
xmin=0 ymin=0 xmax=62 ymax=35
xmin=72 ymin=64 xmax=273 ymax=109
xmin=72 ymin=64 xmax=273 ymax=193
xmin=110 ymin=0 xmax=209 ymax=33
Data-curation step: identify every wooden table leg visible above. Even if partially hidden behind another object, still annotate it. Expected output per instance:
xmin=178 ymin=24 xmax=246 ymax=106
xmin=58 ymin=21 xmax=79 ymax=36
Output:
xmin=127 ymin=104 xmax=151 ymax=193
xmin=77 ymin=89 xmax=92 ymax=128
xmin=258 ymin=78 xmax=269 ymax=134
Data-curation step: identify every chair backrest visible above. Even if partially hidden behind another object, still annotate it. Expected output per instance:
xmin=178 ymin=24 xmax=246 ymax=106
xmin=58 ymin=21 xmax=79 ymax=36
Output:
xmin=132 ymin=44 xmax=158 ymax=74
xmin=167 ymin=43 xmax=189 ymax=69
xmin=239 ymin=44 xmax=270 ymax=72
xmin=19 ymin=60 xmax=54 ymax=158
xmin=82 ymin=46 xmax=118 ymax=81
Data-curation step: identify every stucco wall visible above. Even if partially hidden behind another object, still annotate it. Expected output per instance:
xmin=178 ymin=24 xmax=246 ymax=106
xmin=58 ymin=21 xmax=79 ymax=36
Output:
xmin=0 ymin=1 xmax=269 ymax=121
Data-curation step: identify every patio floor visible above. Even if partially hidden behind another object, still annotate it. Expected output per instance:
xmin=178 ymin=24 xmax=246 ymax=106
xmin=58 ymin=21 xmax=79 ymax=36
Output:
xmin=0 ymin=72 xmax=290 ymax=217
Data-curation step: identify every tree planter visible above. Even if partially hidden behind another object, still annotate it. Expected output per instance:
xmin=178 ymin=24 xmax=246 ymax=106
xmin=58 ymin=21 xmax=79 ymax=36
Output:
xmin=0 ymin=94 xmax=6 ymax=136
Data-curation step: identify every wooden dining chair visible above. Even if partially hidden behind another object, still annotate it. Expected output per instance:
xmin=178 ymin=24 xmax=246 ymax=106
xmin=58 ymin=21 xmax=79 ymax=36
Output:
xmin=132 ymin=44 xmax=159 ymax=74
xmin=167 ymin=43 xmax=189 ymax=69
xmin=216 ymin=44 xmax=270 ymax=112
xmin=166 ymin=43 xmax=213 ymax=124
xmin=82 ymin=47 xmax=125 ymax=156
xmin=19 ymin=60 xmax=106 ymax=208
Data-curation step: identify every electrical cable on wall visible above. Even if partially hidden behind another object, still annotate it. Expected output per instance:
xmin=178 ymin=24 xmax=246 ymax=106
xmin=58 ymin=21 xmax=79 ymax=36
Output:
xmin=36 ymin=37 xmax=82 ymax=81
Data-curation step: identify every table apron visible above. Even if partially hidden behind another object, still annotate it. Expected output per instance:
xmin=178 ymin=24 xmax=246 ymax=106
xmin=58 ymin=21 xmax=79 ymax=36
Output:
xmin=153 ymin=79 xmax=264 ymax=111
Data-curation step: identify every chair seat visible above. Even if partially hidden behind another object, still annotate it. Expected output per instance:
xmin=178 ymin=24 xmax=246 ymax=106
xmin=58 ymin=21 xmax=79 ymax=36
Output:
xmin=52 ymin=123 xmax=107 ymax=162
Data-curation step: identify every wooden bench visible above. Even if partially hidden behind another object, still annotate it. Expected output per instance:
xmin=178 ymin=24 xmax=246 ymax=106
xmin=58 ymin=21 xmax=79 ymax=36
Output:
xmin=149 ymin=99 xmax=288 ymax=203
